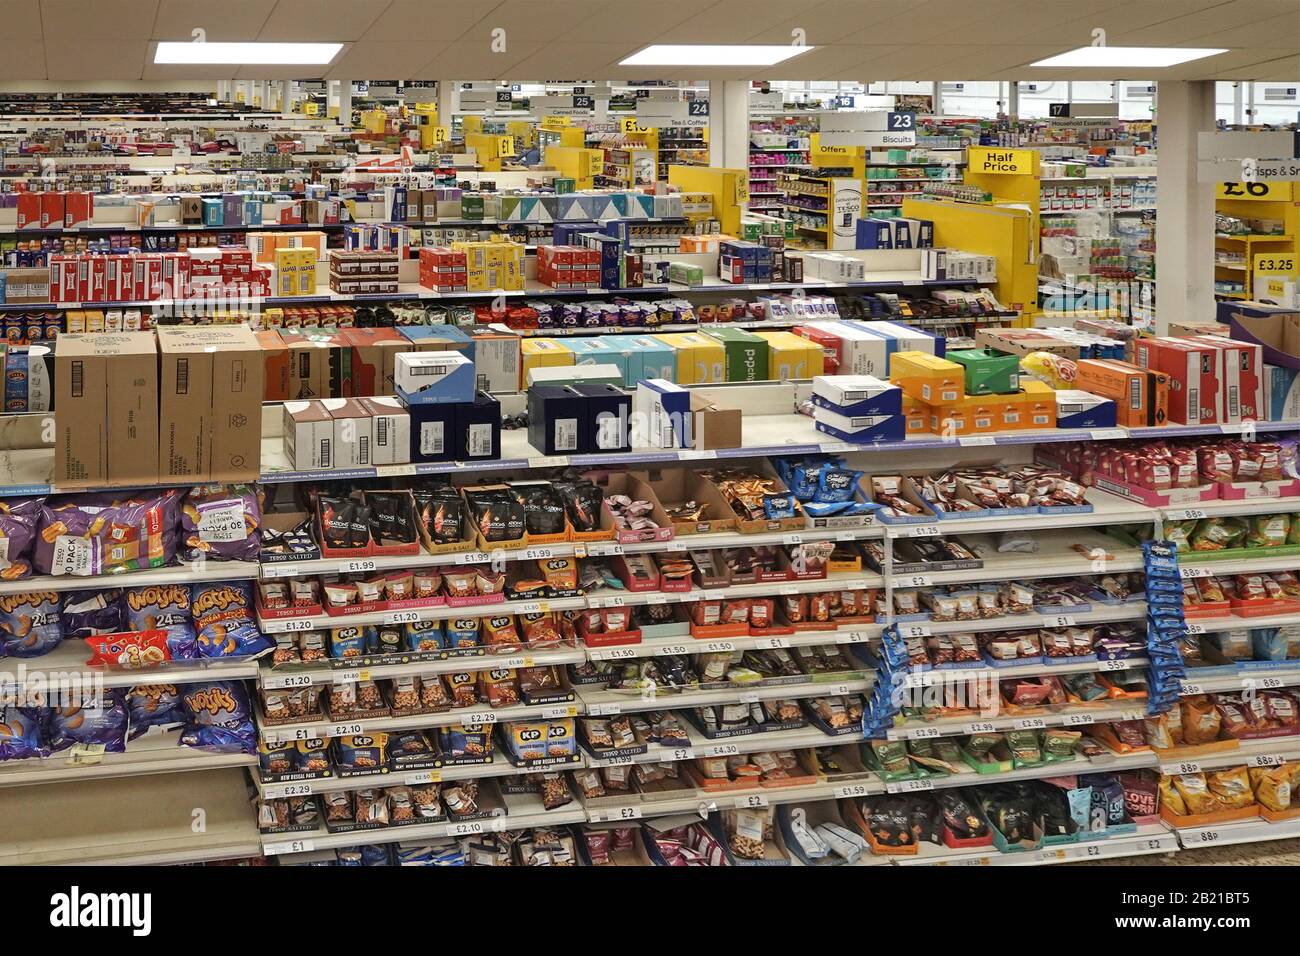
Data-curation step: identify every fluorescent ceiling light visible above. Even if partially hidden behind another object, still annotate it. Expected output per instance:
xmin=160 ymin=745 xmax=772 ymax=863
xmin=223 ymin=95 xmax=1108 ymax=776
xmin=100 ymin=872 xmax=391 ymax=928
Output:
xmin=620 ymin=45 xmax=815 ymax=67
xmin=1031 ymin=46 xmax=1227 ymax=68
xmin=154 ymin=42 xmax=343 ymax=65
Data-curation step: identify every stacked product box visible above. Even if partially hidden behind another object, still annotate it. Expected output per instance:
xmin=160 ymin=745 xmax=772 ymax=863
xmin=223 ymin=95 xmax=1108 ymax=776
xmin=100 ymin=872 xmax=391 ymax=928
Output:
xmin=535 ymin=244 xmax=601 ymax=289
xmin=718 ymin=240 xmax=774 ymax=284
xmin=889 ymin=350 xmax=1057 ymax=436
xmin=282 ymin=396 xmax=415 ymax=470
xmin=810 ymin=374 xmax=905 ymax=443
xmin=327 ymin=249 xmax=400 ymax=296
xmin=452 ymin=241 xmax=524 ymax=292
xmin=393 ymin=350 xmax=501 ymax=464
xmin=417 ymin=247 xmax=468 ymax=292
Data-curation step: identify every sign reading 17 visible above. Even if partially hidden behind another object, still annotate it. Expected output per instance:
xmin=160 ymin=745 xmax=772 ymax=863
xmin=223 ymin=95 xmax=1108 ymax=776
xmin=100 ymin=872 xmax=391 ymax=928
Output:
xmin=888 ymin=112 xmax=915 ymax=130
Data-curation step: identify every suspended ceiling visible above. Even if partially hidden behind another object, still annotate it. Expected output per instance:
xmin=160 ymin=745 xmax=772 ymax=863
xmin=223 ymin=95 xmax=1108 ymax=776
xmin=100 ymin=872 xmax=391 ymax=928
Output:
xmin=1 ymin=0 xmax=1296 ymax=82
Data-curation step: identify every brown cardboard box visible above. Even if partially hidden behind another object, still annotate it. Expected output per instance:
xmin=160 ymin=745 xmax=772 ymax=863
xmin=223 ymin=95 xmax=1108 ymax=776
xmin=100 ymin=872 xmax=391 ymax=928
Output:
xmin=1168 ymin=320 xmax=1230 ymax=338
xmin=53 ymin=336 xmax=108 ymax=487
xmin=280 ymin=330 xmax=344 ymax=400
xmin=180 ymin=196 xmax=202 ymax=224
xmin=158 ymin=329 xmax=213 ymax=481
xmin=975 ymin=327 xmax=1082 ymax=360
xmin=340 ymin=327 xmax=407 ymax=396
xmin=105 ymin=332 xmax=159 ymax=484
xmin=690 ymin=393 xmax=741 ymax=450
xmin=3 ymin=267 xmax=52 ymax=304
xmin=256 ymin=329 xmax=290 ymax=401
xmin=157 ymin=326 xmax=265 ymax=482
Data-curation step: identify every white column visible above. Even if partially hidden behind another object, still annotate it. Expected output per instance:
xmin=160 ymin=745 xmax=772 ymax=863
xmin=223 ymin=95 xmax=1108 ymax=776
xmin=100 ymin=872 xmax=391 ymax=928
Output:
xmin=339 ymin=80 xmax=353 ymax=129
xmin=437 ymin=81 xmax=457 ymax=129
xmin=708 ymin=80 xmax=749 ymax=171
xmin=1008 ymin=80 xmax=1020 ymax=119
xmin=216 ymin=80 xmax=231 ymax=103
xmin=932 ymin=81 xmax=943 ymax=117
xmin=327 ymin=80 xmax=339 ymax=116
xmin=259 ymin=80 xmax=271 ymax=111
xmin=1232 ymin=81 xmax=1244 ymax=125
xmin=281 ymin=80 xmax=294 ymax=117
xmin=1155 ymin=80 xmax=1216 ymax=334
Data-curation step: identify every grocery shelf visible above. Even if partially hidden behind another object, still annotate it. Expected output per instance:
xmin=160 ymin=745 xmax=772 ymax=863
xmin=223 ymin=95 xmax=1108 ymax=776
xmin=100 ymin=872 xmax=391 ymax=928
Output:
xmin=259 ymin=699 xmax=582 ymax=743
xmin=585 ymin=723 xmax=866 ymax=768
xmin=257 ymin=595 xmax=588 ymax=633
xmin=880 ymin=489 xmax=1152 ymax=537
xmin=901 ymin=530 xmax=1143 ymax=587
xmin=1188 ymin=612 xmax=1300 ymax=633
xmin=894 ymin=823 xmax=1177 ymax=866
xmin=1162 ymin=497 xmax=1300 ymax=520
xmin=906 ymin=603 xmax=1147 ymax=638
xmin=584 ymin=625 xmax=881 ymax=662
xmin=1181 ymin=553 xmax=1300 ymax=576
xmin=0 ymin=768 xmax=260 ymax=865
xmin=0 ymin=559 xmax=259 ymax=596
xmin=259 ymin=645 xmax=587 ymax=688
xmin=905 ymin=654 xmax=1149 ymax=688
xmin=1 ymin=639 xmax=263 ymax=693
xmin=1177 ymin=666 xmax=1300 ymax=696
xmin=577 ymin=675 xmax=871 ymax=718
xmin=0 ymin=731 xmax=255 ymax=789
xmin=1171 ymin=814 xmax=1300 ymax=850
xmin=588 ymin=573 xmax=886 ymax=610
xmin=883 ymin=748 xmax=1158 ymax=796
xmin=887 ymin=701 xmax=1148 ymax=741
xmin=1155 ymin=733 xmax=1300 ymax=776
xmin=584 ymin=777 xmax=886 ymax=824
xmin=259 ymin=523 xmax=884 ymax=581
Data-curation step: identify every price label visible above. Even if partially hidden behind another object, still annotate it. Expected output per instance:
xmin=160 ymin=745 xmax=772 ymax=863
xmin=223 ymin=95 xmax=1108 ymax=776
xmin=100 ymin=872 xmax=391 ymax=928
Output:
xmin=901 ymin=525 xmax=940 ymax=538
xmin=666 ymin=540 xmax=690 ymax=552
xmin=516 ymin=602 xmax=548 ymax=615
xmin=901 ymin=624 xmax=932 ymax=638
xmin=1065 ymin=712 xmax=1096 ymax=726
xmin=739 ymin=692 xmax=761 ymax=705
xmin=525 ymin=547 xmax=555 ymax=560
xmin=1091 ymin=428 xmax=1127 ymax=441
xmin=782 ymin=533 xmax=804 ymax=545
xmin=963 ymin=721 xmax=997 ymax=734
xmin=600 ymin=595 xmax=627 ymax=608
xmin=678 ymin=449 xmax=718 ymax=460
xmin=1100 ymin=658 xmax=1131 ymax=671
xmin=888 ymin=779 xmax=934 ymax=793
xmin=456 ymin=551 xmax=493 ymax=565
xmin=591 ymin=543 xmax=624 ymax=556
xmin=1047 ymin=615 xmax=1077 ymax=628
xmin=326 ymin=722 xmax=364 ymax=737
xmin=699 ymin=641 xmax=736 ymax=653
xmin=835 ymin=531 xmax=860 ymax=542
xmin=757 ymin=636 xmax=791 ymax=649
xmin=615 ymin=805 xmax=643 ymax=820
xmin=670 ymin=747 xmax=695 ymax=761
xmin=264 ymin=782 xmax=315 ymax=799
xmin=907 ymin=726 xmax=942 ymax=739
xmin=602 ymin=753 xmax=636 ymax=766
xmin=447 ymin=821 xmax=486 ymax=837
xmin=1014 ymin=717 xmax=1047 ymax=730
xmin=1180 ymin=682 xmax=1205 ymax=696
xmin=404 ymin=770 xmax=441 ymax=785
xmin=1244 ymin=676 xmax=1285 ymax=690
xmin=842 ymin=630 xmax=869 ymax=644
xmin=1039 ymin=848 xmax=1069 ymax=862
xmin=1186 ymin=829 xmax=1221 ymax=845
xmin=1167 ymin=761 xmax=1203 ymax=775
xmin=540 ymin=705 xmax=579 ymax=719
xmin=1179 ymin=566 xmax=1212 ymax=579
xmin=655 ymin=644 xmax=689 ymax=657
xmin=600 ymin=647 xmax=640 ymax=661
xmin=778 ymin=586 xmax=800 ymax=597
xmin=834 ymin=783 xmax=871 ymax=799
xmin=375 ymin=464 xmax=417 ymax=478
xmin=958 ymin=435 xmax=996 ymax=447
xmin=264 ymin=838 xmax=314 ymax=856
xmin=265 ymin=726 xmax=319 ymax=743
xmin=528 ymin=456 xmax=570 ymax=469
xmin=333 ymin=670 xmax=369 ymax=684
xmin=735 ymin=793 xmax=769 ymax=808
xmin=1184 ymin=623 xmax=1207 ymax=635
xmin=278 ymin=619 xmax=316 ymax=632
xmin=341 ymin=559 xmax=377 ymax=574
xmin=262 ymin=672 xmax=317 ymax=689
xmin=646 ymin=595 xmax=668 ymax=606
xmin=903 ymin=574 xmax=932 ymax=588
xmin=706 ymin=743 xmax=740 ymax=757
xmin=495 ymin=657 xmax=530 ymax=670
xmin=588 ymin=704 xmax=622 ymax=717
xmin=1166 ymin=508 xmax=1209 ymax=521
xmin=702 ymin=590 xmax=726 ymax=601
xmin=262 ymin=563 xmax=305 ymax=579
xmin=385 ymin=610 xmax=422 ymax=625
xmin=1248 ymin=754 xmax=1283 ymax=768
xmin=462 ymin=711 xmax=500 ymax=725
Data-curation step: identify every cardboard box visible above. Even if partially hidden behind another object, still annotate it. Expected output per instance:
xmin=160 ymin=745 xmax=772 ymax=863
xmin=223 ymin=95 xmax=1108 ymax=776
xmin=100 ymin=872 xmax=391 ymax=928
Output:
xmin=1075 ymin=359 xmax=1169 ymax=428
xmin=104 ymin=333 xmax=159 ymax=484
xmin=406 ymin=400 xmax=458 ymax=463
xmin=945 ymin=347 xmax=1020 ymax=396
xmin=52 ymin=335 xmax=117 ymax=486
xmin=280 ymin=331 xmax=344 ymax=401
xmin=1132 ymin=336 xmax=1222 ymax=425
xmin=157 ymin=325 xmax=264 ymax=482
xmin=339 ymin=327 xmax=407 ymax=397
xmin=699 ymin=327 xmax=769 ymax=382
xmin=359 ymin=396 xmax=410 ymax=466
xmin=1190 ymin=334 xmax=1264 ymax=423
xmin=976 ymin=327 xmax=1083 ymax=360
xmin=633 ymin=379 xmax=692 ymax=449
xmin=690 ymin=393 xmax=742 ymax=450
xmin=811 ymin=375 xmax=903 ymax=417
xmin=257 ymin=329 xmax=290 ymax=401
xmin=520 ymin=338 xmax=574 ymax=390
xmin=653 ymin=332 xmax=725 ymax=385
xmin=755 ymin=330 xmax=823 ymax=381
xmin=455 ymin=391 xmax=501 ymax=461
xmin=889 ymin=351 xmax=965 ymax=406
xmin=282 ymin=400 xmax=334 ymax=470
xmin=322 ymin=397 xmax=373 ymax=468
xmin=467 ymin=325 xmax=521 ymax=394
xmin=394 ymin=351 xmax=476 ymax=405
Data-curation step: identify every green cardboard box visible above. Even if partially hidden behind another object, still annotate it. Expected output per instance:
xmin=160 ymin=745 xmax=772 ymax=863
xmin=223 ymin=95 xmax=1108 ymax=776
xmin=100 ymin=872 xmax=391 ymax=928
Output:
xmin=946 ymin=347 xmax=1021 ymax=396
xmin=700 ymin=327 xmax=769 ymax=382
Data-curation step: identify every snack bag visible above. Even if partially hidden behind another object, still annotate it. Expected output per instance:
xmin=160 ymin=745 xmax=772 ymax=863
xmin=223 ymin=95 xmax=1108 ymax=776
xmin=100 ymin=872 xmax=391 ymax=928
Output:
xmin=34 ymin=489 xmax=183 ymax=576
xmin=61 ymin=588 xmax=123 ymax=640
xmin=192 ymin=582 xmax=271 ymax=658
xmin=1206 ymin=767 xmax=1255 ymax=810
xmin=123 ymin=584 xmax=197 ymax=659
xmin=125 ymin=684 xmax=185 ymax=739
xmin=0 ymin=497 xmax=43 ymax=580
xmin=178 ymin=680 xmax=257 ymax=753
xmin=47 ymin=688 xmax=128 ymax=754
xmin=0 ymin=706 xmax=47 ymax=759
xmin=0 ymin=590 xmax=61 ymax=658
xmin=181 ymin=485 xmax=262 ymax=562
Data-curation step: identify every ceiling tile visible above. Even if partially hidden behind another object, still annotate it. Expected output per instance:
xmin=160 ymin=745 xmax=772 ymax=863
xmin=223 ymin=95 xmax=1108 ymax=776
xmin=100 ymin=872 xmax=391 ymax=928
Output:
xmin=152 ymin=0 xmax=277 ymax=40
xmin=0 ymin=40 xmax=47 ymax=79
xmin=360 ymin=0 xmax=496 ymax=42
xmin=256 ymin=0 xmax=387 ymax=40
xmin=46 ymin=39 xmax=150 ymax=79
xmin=0 ymin=0 xmax=47 ymax=39
xmin=487 ymin=2 xmax=627 ymax=44
xmin=412 ymin=40 xmax=546 ymax=79
xmin=652 ymin=0 xmax=825 ymax=43
xmin=500 ymin=42 xmax=633 ymax=79
xmin=556 ymin=0 xmax=709 ymax=43
xmin=40 ymin=0 xmax=160 ymax=39
xmin=323 ymin=41 xmax=446 ymax=79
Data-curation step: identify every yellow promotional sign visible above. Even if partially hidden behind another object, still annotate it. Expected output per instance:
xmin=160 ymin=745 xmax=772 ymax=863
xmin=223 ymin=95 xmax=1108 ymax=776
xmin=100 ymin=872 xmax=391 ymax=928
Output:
xmin=430 ymin=125 xmax=449 ymax=145
xmin=968 ymin=147 xmax=1037 ymax=175
xmin=541 ymin=115 xmax=571 ymax=130
xmin=620 ymin=117 xmax=650 ymax=135
xmin=1255 ymin=251 xmax=1298 ymax=277
xmin=497 ymin=135 xmax=515 ymax=158
xmin=303 ymin=102 xmax=319 ymax=116
xmin=462 ymin=115 xmax=484 ymax=135
xmin=1266 ymin=278 xmax=1290 ymax=299
xmin=734 ymin=174 xmax=749 ymax=205
xmin=1217 ymin=181 xmax=1287 ymax=201
xmin=586 ymin=150 xmax=603 ymax=177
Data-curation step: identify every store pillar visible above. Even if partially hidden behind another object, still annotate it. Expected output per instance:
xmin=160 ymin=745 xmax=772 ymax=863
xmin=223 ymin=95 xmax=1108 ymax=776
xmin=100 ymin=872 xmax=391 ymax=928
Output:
xmin=1155 ymin=80 xmax=1216 ymax=334
xmin=280 ymin=80 xmax=294 ymax=117
xmin=708 ymin=80 xmax=748 ymax=172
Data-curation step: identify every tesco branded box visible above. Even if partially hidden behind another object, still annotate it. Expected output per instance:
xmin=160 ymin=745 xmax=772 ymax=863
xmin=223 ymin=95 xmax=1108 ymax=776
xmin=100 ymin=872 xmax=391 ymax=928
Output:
xmin=1132 ymin=336 xmax=1222 ymax=426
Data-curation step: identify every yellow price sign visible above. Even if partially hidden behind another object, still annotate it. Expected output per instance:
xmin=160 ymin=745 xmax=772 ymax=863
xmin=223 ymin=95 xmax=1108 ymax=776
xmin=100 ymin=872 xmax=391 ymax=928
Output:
xmin=497 ymin=135 xmax=515 ymax=158
xmin=429 ymin=125 xmax=449 ymax=145
xmin=968 ymin=146 xmax=1037 ymax=175
xmin=1254 ymin=252 xmax=1297 ymax=276
xmin=620 ymin=117 xmax=650 ymax=135
xmin=734 ymin=176 xmax=749 ymax=205
xmin=586 ymin=151 xmax=603 ymax=176
xmin=1217 ymin=181 xmax=1278 ymax=201
xmin=1265 ymin=278 xmax=1291 ymax=299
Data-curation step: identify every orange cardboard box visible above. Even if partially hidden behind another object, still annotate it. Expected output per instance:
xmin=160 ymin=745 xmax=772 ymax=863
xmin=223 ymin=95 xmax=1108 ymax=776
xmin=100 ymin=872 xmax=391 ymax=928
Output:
xmin=1076 ymin=359 xmax=1169 ymax=428
xmin=257 ymin=329 xmax=290 ymax=401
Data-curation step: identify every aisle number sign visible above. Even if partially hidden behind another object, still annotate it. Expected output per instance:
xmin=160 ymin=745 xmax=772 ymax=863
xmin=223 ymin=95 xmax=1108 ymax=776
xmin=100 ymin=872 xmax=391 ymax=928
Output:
xmin=818 ymin=111 xmax=916 ymax=148
xmin=969 ymin=147 xmax=1037 ymax=175
xmin=636 ymin=100 xmax=710 ymax=129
